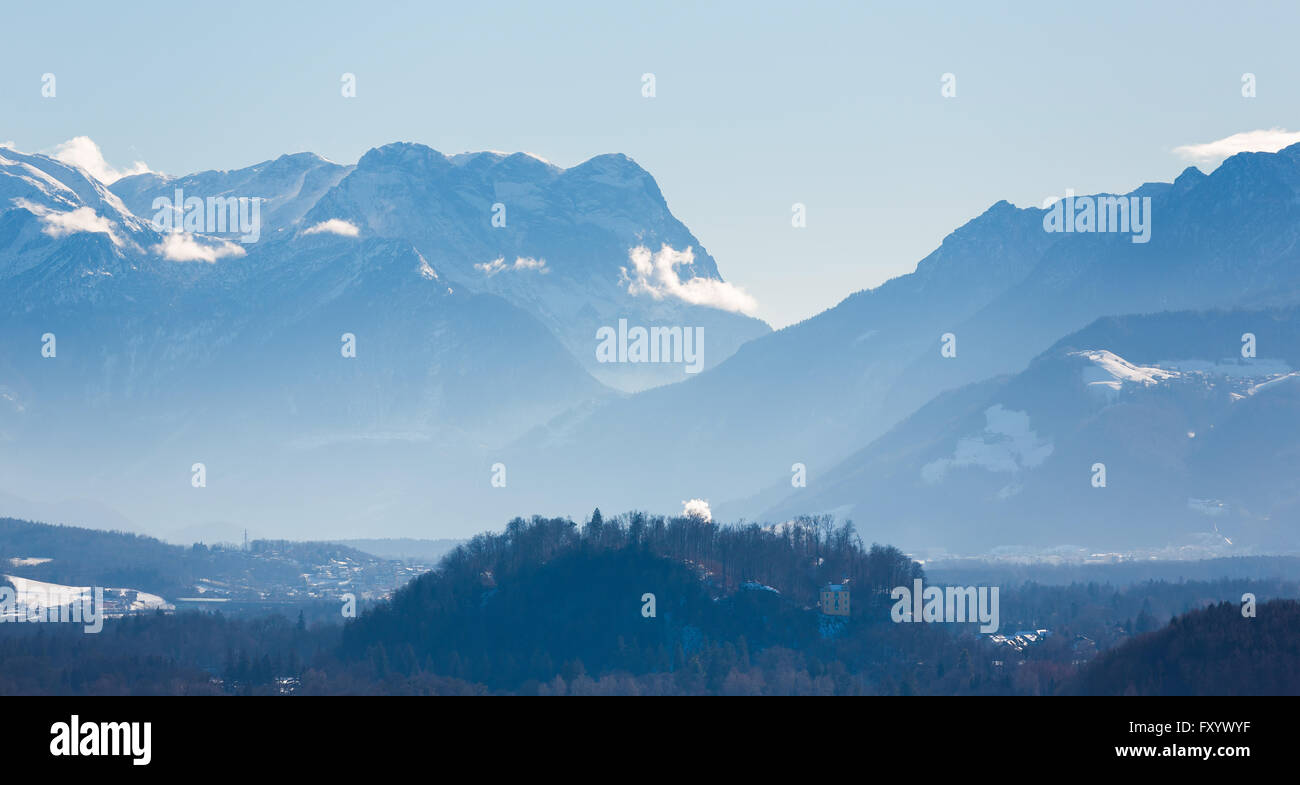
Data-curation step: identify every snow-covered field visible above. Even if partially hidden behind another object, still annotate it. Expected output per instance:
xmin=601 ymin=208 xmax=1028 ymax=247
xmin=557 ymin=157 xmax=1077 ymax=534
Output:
xmin=1 ymin=574 xmax=172 ymax=621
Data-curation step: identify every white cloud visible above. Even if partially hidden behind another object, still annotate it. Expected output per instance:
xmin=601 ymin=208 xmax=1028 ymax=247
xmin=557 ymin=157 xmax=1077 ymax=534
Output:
xmin=12 ymin=197 xmax=121 ymax=246
xmin=1173 ymin=128 xmax=1300 ymax=163
xmin=49 ymin=137 xmax=152 ymax=185
xmin=681 ymin=498 xmax=713 ymax=522
xmin=0 ymin=141 xmax=14 ymax=149
xmin=301 ymin=218 xmax=360 ymax=238
xmin=39 ymin=206 xmax=116 ymax=240
xmin=152 ymin=232 xmax=246 ymax=263
xmin=622 ymin=244 xmax=758 ymax=316
xmin=474 ymin=255 xmax=548 ymax=276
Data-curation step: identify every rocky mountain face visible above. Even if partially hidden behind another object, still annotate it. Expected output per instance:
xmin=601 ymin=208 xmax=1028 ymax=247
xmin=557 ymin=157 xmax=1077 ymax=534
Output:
xmin=297 ymin=143 xmax=770 ymax=390
xmin=0 ymin=142 xmax=766 ymax=538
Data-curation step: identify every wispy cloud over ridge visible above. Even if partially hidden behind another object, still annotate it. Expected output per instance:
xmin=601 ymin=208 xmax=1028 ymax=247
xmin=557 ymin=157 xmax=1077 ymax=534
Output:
xmin=1173 ymin=128 xmax=1300 ymax=163
xmin=621 ymin=244 xmax=758 ymax=316
xmin=12 ymin=198 xmax=122 ymax=246
xmin=153 ymin=232 xmax=246 ymax=263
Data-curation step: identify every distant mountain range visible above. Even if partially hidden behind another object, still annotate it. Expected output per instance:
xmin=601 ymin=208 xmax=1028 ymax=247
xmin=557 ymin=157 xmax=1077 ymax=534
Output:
xmin=109 ymin=144 xmax=770 ymax=390
xmin=3 ymin=140 xmax=1300 ymax=554
xmin=761 ymin=308 xmax=1300 ymax=555
xmin=0 ymin=142 xmax=766 ymax=541
xmin=503 ymin=146 xmax=1300 ymax=553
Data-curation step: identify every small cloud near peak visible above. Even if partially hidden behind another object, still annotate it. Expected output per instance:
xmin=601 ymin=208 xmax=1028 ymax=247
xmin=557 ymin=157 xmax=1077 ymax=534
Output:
xmin=622 ymin=244 xmax=758 ymax=316
xmin=49 ymin=136 xmax=152 ymax=184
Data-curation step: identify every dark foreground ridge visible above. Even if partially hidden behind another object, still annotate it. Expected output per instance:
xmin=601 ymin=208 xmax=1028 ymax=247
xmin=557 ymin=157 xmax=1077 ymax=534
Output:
xmin=3 ymin=511 xmax=1299 ymax=695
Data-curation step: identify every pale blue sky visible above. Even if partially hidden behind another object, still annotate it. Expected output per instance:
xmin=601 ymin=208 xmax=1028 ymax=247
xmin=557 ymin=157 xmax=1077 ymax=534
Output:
xmin=4 ymin=0 xmax=1299 ymax=327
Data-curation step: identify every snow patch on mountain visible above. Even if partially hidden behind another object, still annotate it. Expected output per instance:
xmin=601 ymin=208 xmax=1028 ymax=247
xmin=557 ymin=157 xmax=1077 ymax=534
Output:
xmin=3 ymin=575 xmax=90 ymax=611
xmin=110 ymin=152 xmax=353 ymax=236
xmin=1072 ymin=350 xmax=1179 ymax=397
xmin=2 ymin=146 xmax=156 ymax=239
xmin=1243 ymin=371 xmax=1300 ymax=396
xmin=1 ymin=575 xmax=172 ymax=617
xmin=416 ymin=251 xmax=439 ymax=280
xmin=921 ymin=405 xmax=1054 ymax=484
xmin=475 ymin=256 xmax=548 ymax=276
xmin=1 ymin=158 xmax=81 ymax=206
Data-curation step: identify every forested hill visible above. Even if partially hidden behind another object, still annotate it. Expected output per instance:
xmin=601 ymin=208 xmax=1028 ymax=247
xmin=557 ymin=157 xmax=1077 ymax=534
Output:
xmin=1071 ymin=599 xmax=1300 ymax=695
xmin=338 ymin=512 xmax=958 ymax=694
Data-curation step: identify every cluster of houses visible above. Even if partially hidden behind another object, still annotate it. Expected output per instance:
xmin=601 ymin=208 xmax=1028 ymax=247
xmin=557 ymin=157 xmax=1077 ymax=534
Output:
xmin=987 ymin=628 xmax=1050 ymax=652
